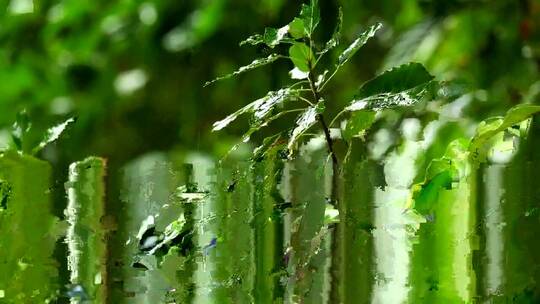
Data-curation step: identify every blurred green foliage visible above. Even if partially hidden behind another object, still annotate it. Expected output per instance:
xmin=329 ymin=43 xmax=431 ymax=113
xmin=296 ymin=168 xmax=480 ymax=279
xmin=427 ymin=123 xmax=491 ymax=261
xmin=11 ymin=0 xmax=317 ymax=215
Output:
xmin=0 ymin=0 xmax=538 ymax=165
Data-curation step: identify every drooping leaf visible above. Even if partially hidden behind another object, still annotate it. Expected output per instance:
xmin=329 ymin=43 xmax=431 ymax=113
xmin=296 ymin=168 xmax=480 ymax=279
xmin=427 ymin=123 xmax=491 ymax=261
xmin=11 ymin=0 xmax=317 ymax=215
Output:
xmin=11 ymin=109 xmax=31 ymax=151
xmin=299 ymin=0 xmax=320 ymax=37
xmin=289 ymin=43 xmax=314 ymax=72
xmin=288 ymin=18 xmax=305 ymax=39
xmin=212 ymin=88 xmax=295 ymax=131
xmin=469 ymin=104 xmax=540 ymax=162
xmin=287 ymin=103 xmax=323 ymax=154
xmin=204 ymin=54 xmax=281 ymax=86
xmin=342 ymin=110 xmax=375 ymax=140
xmin=337 ymin=23 xmax=382 ymax=66
xmin=32 ymin=117 xmax=76 ymax=155
xmin=319 ymin=7 xmax=343 ymax=55
xmin=346 ymin=62 xmax=435 ymax=112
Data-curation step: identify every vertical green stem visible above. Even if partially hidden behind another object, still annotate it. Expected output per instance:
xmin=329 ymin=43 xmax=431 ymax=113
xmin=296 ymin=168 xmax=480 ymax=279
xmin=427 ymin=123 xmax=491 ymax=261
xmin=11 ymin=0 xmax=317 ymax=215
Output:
xmin=65 ymin=157 xmax=108 ymax=303
xmin=286 ymin=143 xmax=329 ymax=304
xmin=209 ymin=158 xmax=254 ymax=303
xmin=338 ymin=139 xmax=378 ymax=303
xmin=251 ymin=147 xmax=285 ymax=303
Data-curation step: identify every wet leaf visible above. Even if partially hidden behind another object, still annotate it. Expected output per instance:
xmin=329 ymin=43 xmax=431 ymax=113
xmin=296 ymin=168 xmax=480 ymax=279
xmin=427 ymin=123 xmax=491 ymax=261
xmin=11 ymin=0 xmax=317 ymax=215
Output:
xmin=204 ymin=54 xmax=281 ymax=86
xmin=32 ymin=117 xmax=76 ymax=155
xmin=337 ymin=23 xmax=382 ymax=66
xmin=346 ymin=63 xmax=435 ymax=112
xmin=289 ymin=43 xmax=313 ymax=72
xmin=469 ymin=104 xmax=540 ymax=162
xmin=287 ymin=105 xmax=321 ymax=154
xmin=342 ymin=110 xmax=375 ymax=140
xmin=212 ymin=88 xmax=295 ymax=131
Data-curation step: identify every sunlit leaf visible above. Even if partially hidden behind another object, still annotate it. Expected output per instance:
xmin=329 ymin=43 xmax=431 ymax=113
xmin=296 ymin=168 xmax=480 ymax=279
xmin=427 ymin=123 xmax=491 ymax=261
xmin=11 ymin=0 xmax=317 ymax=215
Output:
xmin=337 ymin=23 xmax=382 ymax=66
xmin=288 ymin=18 xmax=305 ymax=39
xmin=342 ymin=110 xmax=375 ymax=140
xmin=346 ymin=62 xmax=435 ymax=112
xmin=212 ymin=88 xmax=295 ymax=131
xmin=287 ymin=103 xmax=323 ymax=154
xmin=319 ymin=7 xmax=343 ymax=55
xmin=289 ymin=43 xmax=313 ymax=72
xmin=469 ymin=104 xmax=540 ymax=162
xmin=204 ymin=54 xmax=281 ymax=86
xmin=32 ymin=117 xmax=76 ymax=155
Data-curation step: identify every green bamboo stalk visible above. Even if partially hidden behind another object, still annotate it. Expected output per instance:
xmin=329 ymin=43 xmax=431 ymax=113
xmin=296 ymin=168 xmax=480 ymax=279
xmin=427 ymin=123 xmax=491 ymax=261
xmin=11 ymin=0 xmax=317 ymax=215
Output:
xmin=408 ymin=140 xmax=477 ymax=303
xmin=109 ymin=153 xmax=182 ymax=303
xmin=285 ymin=139 xmax=330 ymax=304
xmin=0 ymin=151 xmax=60 ymax=303
xmin=208 ymin=157 xmax=254 ymax=303
xmin=251 ymin=145 xmax=285 ymax=303
xmin=499 ymin=117 xmax=540 ymax=302
xmin=336 ymin=138 xmax=379 ymax=303
xmin=65 ymin=157 xmax=108 ymax=303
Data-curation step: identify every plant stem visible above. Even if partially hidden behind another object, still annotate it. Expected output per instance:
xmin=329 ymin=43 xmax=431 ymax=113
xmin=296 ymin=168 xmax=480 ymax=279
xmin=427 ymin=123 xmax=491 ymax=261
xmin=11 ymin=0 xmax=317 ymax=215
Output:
xmin=307 ymin=71 xmax=339 ymax=202
xmin=308 ymin=68 xmax=342 ymax=303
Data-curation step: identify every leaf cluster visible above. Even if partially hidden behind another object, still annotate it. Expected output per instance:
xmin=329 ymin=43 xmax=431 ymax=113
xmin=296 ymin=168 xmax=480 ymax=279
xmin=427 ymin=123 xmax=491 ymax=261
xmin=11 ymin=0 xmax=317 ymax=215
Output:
xmin=206 ymin=0 xmax=439 ymax=159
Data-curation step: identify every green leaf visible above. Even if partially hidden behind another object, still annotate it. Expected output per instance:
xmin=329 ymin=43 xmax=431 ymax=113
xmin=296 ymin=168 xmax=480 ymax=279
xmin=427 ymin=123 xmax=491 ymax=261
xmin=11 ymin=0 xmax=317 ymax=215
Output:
xmin=264 ymin=26 xmax=290 ymax=47
xmin=212 ymin=88 xmax=295 ymax=131
xmin=204 ymin=54 xmax=281 ymax=86
xmin=299 ymin=0 xmax=320 ymax=37
xmin=11 ymin=109 xmax=31 ymax=152
xmin=32 ymin=117 xmax=76 ymax=155
xmin=346 ymin=62 xmax=435 ymax=112
xmin=287 ymin=104 xmax=321 ymax=154
xmin=342 ymin=110 xmax=375 ymax=140
xmin=337 ymin=23 xmax=382 ymax=66
xmin=319 ymin=7 xmax=343 ymax=55
xmin=469 ymin=104 xmax=540 ymax=162
xmin=289 ymin=43 xmax=314 ymax=72
xmin=288 ymin=18 xmax=305 ymax=39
